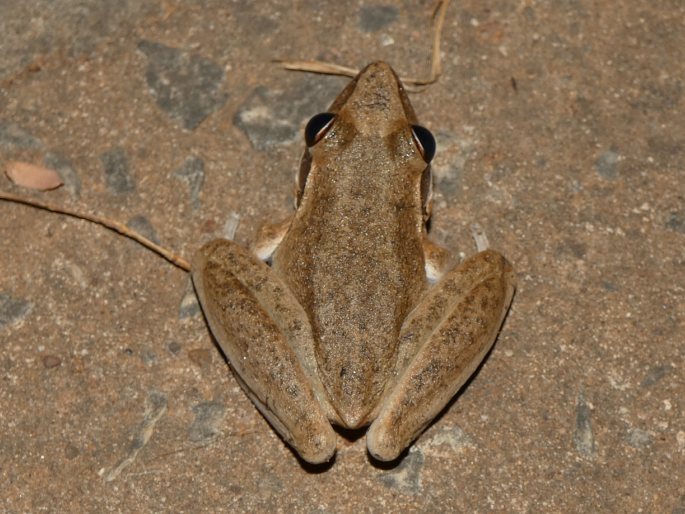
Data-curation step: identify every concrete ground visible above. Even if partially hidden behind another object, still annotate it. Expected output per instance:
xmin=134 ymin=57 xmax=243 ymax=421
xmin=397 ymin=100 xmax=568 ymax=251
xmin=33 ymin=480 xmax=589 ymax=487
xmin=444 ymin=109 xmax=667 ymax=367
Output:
xmin=1 ymin=1 xmax=683 ymax=512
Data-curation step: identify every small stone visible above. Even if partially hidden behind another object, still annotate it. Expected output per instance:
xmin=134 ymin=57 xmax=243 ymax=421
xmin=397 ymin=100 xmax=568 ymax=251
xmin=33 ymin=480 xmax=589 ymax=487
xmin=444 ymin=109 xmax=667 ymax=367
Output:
xmin=42 ymin=355 xmax=62 ymax=369
xmin=595 ymin=150 xmax=620 ymax=180
xmin=174 ymin=156 xmax=205 ymax=210
xmin=179 ymin=281 xmax=201 ymax=319
xmin=45 ymin=153 xmax=81 ymax=197
xmin=377 ymin=448 xmax=424 ymax=494
xmin=126 ymin=215 xmax=160 ymax=245
xmin=233 ymin=75 xmax=344 ymax=151
xmin=104 ymin=391 xmax=167 ymax=482
xmin=602 ymin=281 xmax=618 ymax=292
xmin=140 ymin=349 xmax=158 ymax=365
xmin=138 ymin=40 xmax=228 ymax=130
xmin=630 ymin=79 xmax=683 ymax=111
xmin=419 ymin=425 xmax=474 ymax=458
xmin=167 ymin=341 xmax=182 ymax=355
xmin=0 ymin=121 xmax=42 ymax=149
xmin=189 ymin=401 xmax=227 ymax=442
xmin=640 ymin=365 xmax=672 ymax=387
xmin=677 ymin=431 xmax=685 ymax=451
xmin=101 ymin=147 xmax=135 ymax=194
xmin=0 ymin=293 xmax=32 ymax=329
xmin=431 ymin=131 xmax=472 ymax=196
xmin=222 ymin=212 xmax=241 ymax=241
xmin=666 ymin=211 xmax=685 ymax=234
xmin=64 ymin=442 xmax=80 ymax=460
xmin=145 ymin=391 xmax=168 ymax=421
xmin=358 ymin=5 xmax=399 ymax=33
xmin=574 ymin=389 xmax=596 ymax=458
xmin=626 ymin=428 xmax=652 ymax=448
xmin=188 ymin=348 xmax=212 ymax=368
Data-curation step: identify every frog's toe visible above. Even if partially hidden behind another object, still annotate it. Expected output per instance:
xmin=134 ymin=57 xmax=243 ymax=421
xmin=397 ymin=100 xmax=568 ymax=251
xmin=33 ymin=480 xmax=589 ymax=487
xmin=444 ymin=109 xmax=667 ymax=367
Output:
xmin=301 ymin=428 xmax=338 ymax=464
xmin=366 ymin=422 xmax=404 ymax=462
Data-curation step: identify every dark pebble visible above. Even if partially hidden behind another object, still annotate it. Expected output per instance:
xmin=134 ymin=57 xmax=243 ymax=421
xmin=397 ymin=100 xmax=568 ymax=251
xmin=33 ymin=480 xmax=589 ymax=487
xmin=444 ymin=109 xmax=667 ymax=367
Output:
xmin=42 ymin=355 xmax=62 ymax=368
xmin=358 ymin=5 xmax=399 ymax=32
xmin=126 ymin=215 xmax=160 ymax=245
xmin=0 ymin=293 xmax=32 ymax=329
xmin=174 ymin=156 xmax=205 ymax=210
xmin=101 ymin=147 xmax=135 ymax=194
xmin=138 ymin=40 xmax=228 ymax=131
xmin=189 ymin=401 xmax=227 ymax=442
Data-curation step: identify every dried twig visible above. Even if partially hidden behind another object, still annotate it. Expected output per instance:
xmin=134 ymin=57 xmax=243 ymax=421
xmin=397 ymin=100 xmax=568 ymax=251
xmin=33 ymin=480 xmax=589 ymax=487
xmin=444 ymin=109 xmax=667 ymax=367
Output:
xmin=0 ymin=190 xmax=190 ymax=271
xmin=277 ymin=0 xmax=451 ymax=91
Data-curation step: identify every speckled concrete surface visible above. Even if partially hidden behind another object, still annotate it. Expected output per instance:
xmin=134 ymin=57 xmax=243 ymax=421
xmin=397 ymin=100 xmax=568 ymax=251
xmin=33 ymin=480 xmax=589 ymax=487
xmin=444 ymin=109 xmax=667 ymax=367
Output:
xmin=1 ymin=1 xmax=683 ymax=512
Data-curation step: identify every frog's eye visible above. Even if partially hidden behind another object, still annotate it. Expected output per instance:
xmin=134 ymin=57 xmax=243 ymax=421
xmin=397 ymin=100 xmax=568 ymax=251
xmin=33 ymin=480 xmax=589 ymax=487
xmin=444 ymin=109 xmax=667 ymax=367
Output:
xmin=305 ymin=112 xmax=335 ymax=147
xmin=411 ymin=125 xmax=436 ymax=163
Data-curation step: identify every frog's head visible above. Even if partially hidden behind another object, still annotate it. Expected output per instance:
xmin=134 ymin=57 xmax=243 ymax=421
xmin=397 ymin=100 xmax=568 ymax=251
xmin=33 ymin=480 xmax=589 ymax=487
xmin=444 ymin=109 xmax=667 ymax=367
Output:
xmin=297 ymin=63 xmax=435 ymax=210
xmin=331 ymin=61 xmax=418 ymax=135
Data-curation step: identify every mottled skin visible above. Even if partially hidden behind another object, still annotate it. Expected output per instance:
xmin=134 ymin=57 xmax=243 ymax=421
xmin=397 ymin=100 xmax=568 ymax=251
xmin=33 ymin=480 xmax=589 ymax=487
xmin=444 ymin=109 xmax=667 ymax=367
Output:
xmin=192 ymin=62 xmax=515 ymax=464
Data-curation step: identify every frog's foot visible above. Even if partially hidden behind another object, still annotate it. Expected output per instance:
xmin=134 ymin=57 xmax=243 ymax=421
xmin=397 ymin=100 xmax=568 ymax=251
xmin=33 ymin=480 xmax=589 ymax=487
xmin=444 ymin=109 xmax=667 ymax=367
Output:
xmin=251 ymin=216 xmax=292 ymax=262
xmin=366 ymin=249 xmax=516 ymax=461
xmin=192 ymin=239 xmax=336 ymax=464
xmin=470 ymin=222 xmax=490 ymax=252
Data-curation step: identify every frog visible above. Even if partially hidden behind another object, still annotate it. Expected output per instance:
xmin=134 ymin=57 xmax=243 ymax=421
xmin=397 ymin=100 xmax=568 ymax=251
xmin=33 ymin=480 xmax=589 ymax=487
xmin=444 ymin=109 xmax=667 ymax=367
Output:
xmin=191 ymin=61 xmax=516 ymax=464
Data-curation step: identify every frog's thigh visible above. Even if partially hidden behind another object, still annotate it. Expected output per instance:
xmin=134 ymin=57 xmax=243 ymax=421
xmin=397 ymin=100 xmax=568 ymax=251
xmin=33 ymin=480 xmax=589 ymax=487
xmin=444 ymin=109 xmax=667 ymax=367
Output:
xmin=192 ymin=239 xmax=336 ymax=464
xmin=367 ymin=249 xmax=516 ymax=461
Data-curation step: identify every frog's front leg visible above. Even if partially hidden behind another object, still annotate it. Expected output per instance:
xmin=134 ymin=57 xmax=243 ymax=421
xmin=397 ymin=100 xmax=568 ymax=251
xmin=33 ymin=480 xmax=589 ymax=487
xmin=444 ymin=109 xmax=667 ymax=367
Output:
xmin=191 ymin=239 xmax=336 ymax=464
xmin=367 ymin=249 xmax=516 ymax=461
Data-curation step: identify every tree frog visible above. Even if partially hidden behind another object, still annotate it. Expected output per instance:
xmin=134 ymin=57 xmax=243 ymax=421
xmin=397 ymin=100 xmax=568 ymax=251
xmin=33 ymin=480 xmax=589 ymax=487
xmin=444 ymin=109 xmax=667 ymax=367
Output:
xmin=192 ymin=62 xmax=515 ymax=464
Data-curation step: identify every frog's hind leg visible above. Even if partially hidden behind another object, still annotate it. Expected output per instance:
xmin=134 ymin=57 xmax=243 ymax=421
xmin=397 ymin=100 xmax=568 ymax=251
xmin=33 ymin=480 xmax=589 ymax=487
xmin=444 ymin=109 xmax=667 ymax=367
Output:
xmin=192 ymin=239 xmax=336 ymax=464
xmin=366 ymin=249 xmax=516 ymax=461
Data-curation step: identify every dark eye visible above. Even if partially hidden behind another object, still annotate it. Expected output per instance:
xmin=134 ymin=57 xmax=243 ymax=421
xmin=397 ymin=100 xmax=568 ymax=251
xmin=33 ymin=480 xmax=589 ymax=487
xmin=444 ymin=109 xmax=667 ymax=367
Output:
xmin=411 ymin=125 xmax=436 ymax=163
xmin=305 ymin=112 xmax=335 ymax=147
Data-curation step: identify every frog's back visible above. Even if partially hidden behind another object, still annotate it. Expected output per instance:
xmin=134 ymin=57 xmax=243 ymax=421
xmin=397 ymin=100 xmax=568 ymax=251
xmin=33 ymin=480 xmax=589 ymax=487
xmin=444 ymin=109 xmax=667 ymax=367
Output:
xmin=273 ymin=134 xmax=427 ymax=428
xmin=271 ymin=62 xmax=433 ymax=427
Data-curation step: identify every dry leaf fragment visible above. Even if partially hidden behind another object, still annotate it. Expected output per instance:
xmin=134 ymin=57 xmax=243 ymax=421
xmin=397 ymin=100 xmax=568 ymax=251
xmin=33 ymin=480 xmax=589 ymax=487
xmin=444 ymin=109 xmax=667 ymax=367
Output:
xmin=5 ymin=161 xmax=63 ymax=191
